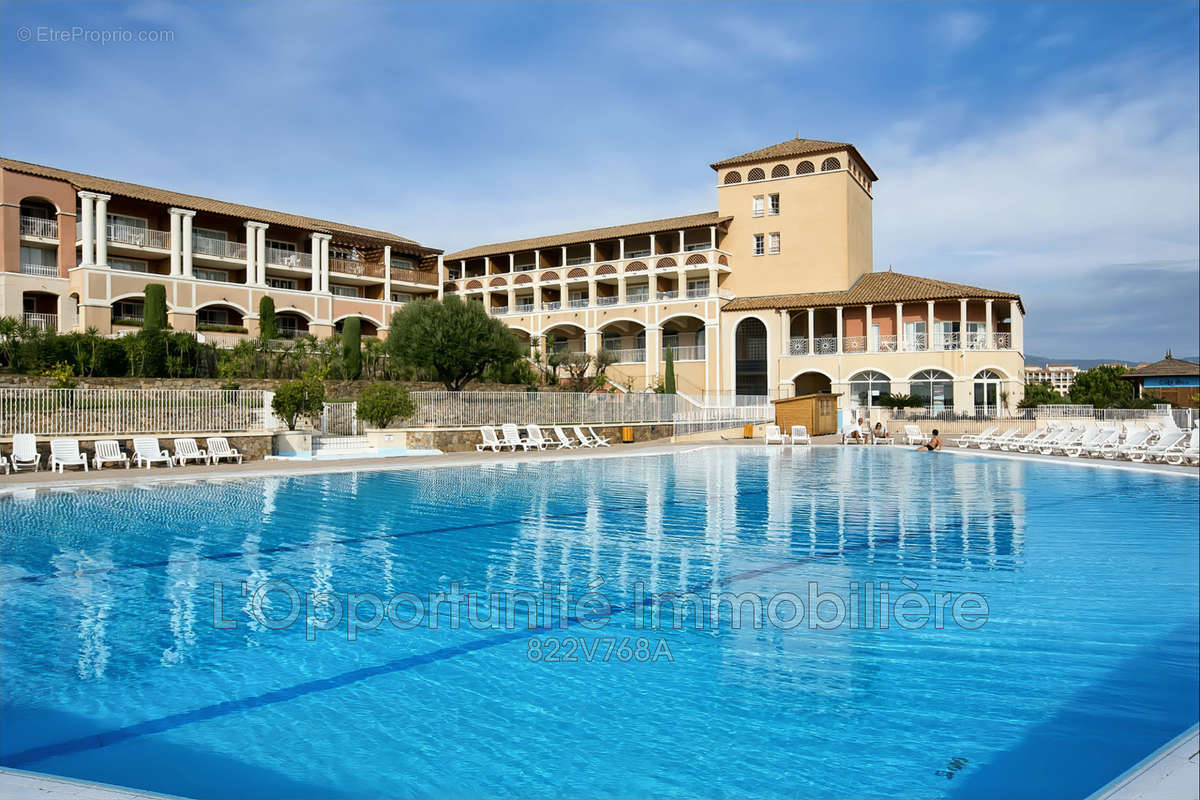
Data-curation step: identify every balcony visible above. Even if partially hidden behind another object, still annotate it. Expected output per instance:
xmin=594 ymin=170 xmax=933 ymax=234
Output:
xmin=492 ymin=305 xmax=509 ymax=315
xmin=685 ymin=286 xmax=710 ymax=299
xmin=596 ymin=296 xmax=619 ymax=306
xmin=23 ymin=312 xmax=57 ymax=331
xmin=20 ymin=262 xmax=58 ymax=277
xmin=265 ymin=248 xmax=311 ymax=269
xmin=331 ymin=258 xmax=385 ymax=279
xmin=193 ymin=237 xmax=247 ymax=260
xmin=608 ymin=348 xmax=646 ymax=363
xmin=390 ymin=266 xmax=439 ymax=286
xmin=625 ymin=291 xmax=649 ymax=304
xmin=657 ymin=290 xmax=680 ymax=301
xmin=783 ymin=330 xmax=1015 ymax=356
xmin=664 ymin=345 xmax=705 ymax=361
xmin=515 ymin=303 xmax=535 ymax=313
xmin=20 ymin=216 xmax=58 ymax=238
xmin=567 ymin=298 xmax=589 ymax=309
xmin=542 ymin=301 xmax=561 ymax=311
xmin=108 ymin=223 xmax=170 ymax=249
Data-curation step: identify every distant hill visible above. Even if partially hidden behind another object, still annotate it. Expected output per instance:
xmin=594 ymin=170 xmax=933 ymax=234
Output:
xmin=1024 ymin=355 xmax=1199 ymax=369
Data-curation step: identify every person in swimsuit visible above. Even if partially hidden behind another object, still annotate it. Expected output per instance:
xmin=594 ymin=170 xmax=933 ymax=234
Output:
xmin=919 ymin=429 xmax=943 ymax=451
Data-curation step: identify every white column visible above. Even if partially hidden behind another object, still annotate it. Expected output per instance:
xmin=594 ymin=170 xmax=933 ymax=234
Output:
xmin=959 ymin=298 xmax=968 ymax=351
xmin=835 ymin=306 xmax=844 ymax=354
xmin=559 ymin=275 xmax=568 ymax=307
xmin=985 ymin=299 xmax=994 ymax=349
xmin=619 ymin=238 xmax=625 ymax=259
xmin=707 ymin=267 xmax=718 ymax=296
xmin=865 ymin=304 xmax=873 ymax=351
xmin=508 ymin=253 xmax=514 ymax=272
xmin=507 ymin=288 xmax=515 ymax=310
xmin=180 ymin=211 xmax=194 ymax=278
xmin=780 ymin=310 xmax=790 ymax=356
xmin=709 ymin=225 xmax=716 ymax=249
xmin=618 ymin=276 xmax=627 ymax=305
xmin=560 ymin=246 xmax=567 ymax=268
xmin=678 ymin=230 xmax=685 ymax=252
xmin=310 ymin=234 xmax=322 ymax=293
xmin=436 ymin=255 xmax=445 ymax=301
xmin=383 ymin=245 xmax=392 ymax=302
xmin=244 ymin=223 xmax=257 ymax=286
xmin=589 ymin=242 xmax=595 ymax=263
xmin=588 ymin=279 xmax=597 ymax=306
xmin=169 ymin=210 xmax=183 ymax=276
xmin=459 ymin=259 xmax=466 ymax=279
xmin=807 ymin=308 xmax=815 ymax=355
xmin=533 ymin=250 xmax=540 ymax=271
xmin=927 ymin=300 xmax=936 ymax=350
xmin=895 ymin=302 xmax=904 ymax=351
xmin=1011 ymin=301 xmax=1024 ymax=353
xmin=94 ymin=194 xmax=109 ymax=266
xmin=79 ymin=192 xmax=95 ymax=266
xmin=649 ymin=233 xmax=656 ymax=256
xmin=320 ymin=235 xmax=330 ymax=293
xmin=256 ymin=225 xmax=268 ymax=287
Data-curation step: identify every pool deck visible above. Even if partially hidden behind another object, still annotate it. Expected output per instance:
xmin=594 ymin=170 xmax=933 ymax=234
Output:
xmin=0 ymin=768 xmax=183 ymax=799
xmin=1088 ymin=724 xmax=1200 ymax=800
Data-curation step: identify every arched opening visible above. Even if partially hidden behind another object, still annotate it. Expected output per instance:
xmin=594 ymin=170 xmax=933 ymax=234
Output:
xmin=974 ymin=369 xmax=1004 ymax=414
xmin=599 ymin=320 xmax=647 ymax=363
xmin=542 ymin=324 xmax=586 ymax=357
xmin=196 ymin=304 xmax=246 ymax=332
xmin=334 ymin=316 xmax=379 ymax=337
xmin=747 ymin=167 xmax=766 ymax=181
xmin=19 ymin=197 xmax=58 ymax=238
xmin=723 ymin=171 xmax=742 ymax=185
xmin=910 ymin=369 xmax=954 ymax=411
xmin=796 ymin=161 xmax=815 ymax=175
xmin=848 ymin=370 xmax=891 ymax=415
xmin=111 ymin=296 xmax=145 ymax=327
xmin=276 ymin=312 xmax=310 ymax=339
xmin=770 ymin=164 xmax=790 ymax=178
xmin=821 ymin=157 xmax=841 ymax=171
xmin=661 ymin=316 xmax=706 ymax=361
xmin=793 ymin=371 xmax=832 ymax=396
xmin=22 ymin=291 xmax=59 ymax=331
xmin=734 ymin=318 xmax=768 ymax=396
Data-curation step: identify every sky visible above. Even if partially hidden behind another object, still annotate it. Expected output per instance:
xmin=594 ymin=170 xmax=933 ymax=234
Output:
xmin=2 ymin=1 xmax=1197 ymax=362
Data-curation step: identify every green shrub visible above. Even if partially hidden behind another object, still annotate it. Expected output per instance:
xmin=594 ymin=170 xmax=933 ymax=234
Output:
xmin=663 ymin=347 xmax=676 ymax=394
xmin=197 ymin=323 xmax=249 ymax=334
xmin=341 ymin=317 xmax=362 ymax=380
xmin=258 ymin=296 xmax=278 ymax=341
xmin=272 ymin=373 xmax=325 ymax=430
xmin=43 ymin=361 xmax=77 ymax=389
xmin=356 ymin=383 xmax=415 ymax=428
xmin=877 ymin=393 xmax=926 ymax=409
xmin=143 ymin=284 xmax=168 ymax=331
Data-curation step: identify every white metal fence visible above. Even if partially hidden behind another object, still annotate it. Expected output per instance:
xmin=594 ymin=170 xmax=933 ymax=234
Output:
xmin=408 ymin=391 xmax=682 ymax=427
xmin=0 ymin=388 xmax=267 ymax=436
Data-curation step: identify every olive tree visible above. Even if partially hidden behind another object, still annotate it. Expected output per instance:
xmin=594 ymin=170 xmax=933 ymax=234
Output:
xmin=386 ymin=297 xmax=522 ymax=390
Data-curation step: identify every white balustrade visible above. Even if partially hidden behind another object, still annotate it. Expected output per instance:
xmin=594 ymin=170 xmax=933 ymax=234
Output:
xmin=20 ymin=216 xmax=58 ymax=238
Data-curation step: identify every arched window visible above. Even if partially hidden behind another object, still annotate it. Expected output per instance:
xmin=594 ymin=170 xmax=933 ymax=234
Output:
xmin=821 ymin=157 xmax=841 ymax=171
xmin=910 ymin=369 xmax=954 ymax=411
xmin=796 ymin=161 xmax=815 ymax=175
xmin=747 ymin=167 xmax=766 ymax=181
xmin=848 ymin=371 xmax=891 ymax=414
xmin=734 ymin=318 xmax=768 ymax=397
xmin=974 ymin=370 xmax=1004 ymax=414
xmin=770 ymin=164 xmax=790 ymax=178
xmin=723 ymin=171 xmax=742 ymax=185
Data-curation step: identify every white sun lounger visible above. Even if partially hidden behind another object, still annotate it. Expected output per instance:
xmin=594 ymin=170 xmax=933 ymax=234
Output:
xmin=572 ymin=426 xmax=598 ymax=448
xmin=903 ymin=425 xmax=929 ymax=446
xmin=476 ymin=425 xmax=503 ymax=452
xmin=1130 ymin=429 xmax=1188 ymax=463
xmin=500 ymin=423 xmax=532 ymax=451
xmin=956 ymin=426 xmax=998 ymax=448
xmin=765 ymin=425 xmax=790 ymax=446
xmin=1041 ymin=425 xmax=1086 ymax=455
xmin=978 ymin=427 xmax=1019 ymax=450
xmin=790 ymin=425 xmax=812 ymax=445
xmin=1078 ymin=427 xmax=1121 ymax=458
xmin=1164 ymin=429 xmax=1199 ymax=465
xmin=551 ymin=426 xmax=575 ymax=449
xmin=525 ymin=424 xmax=551 ymax=450
xmin=10 ymin=434 xmax=40 ymax=472
xmin=1014 ymin=425 xmax=1062 ymax=453
xmin=133 ymin=437 xmax=173 ymax=469
xmin=1065 ymin=427 xmax=1116 ymax=458
xmin=173 ymin=438 xmax=210 ymax=466
xmin=49 ymin=438 xmax=89 ymax=472
xmin=1101 ymin=427 xmax=1153 ymax=460
xmin=92 ymin=439 xmax=130 ymax=470
xmin=587 ymin=427 xmax=612 ymax=447
xmin=0 ymin=453 xmax=7 ymax=474
xmin=206 ymin=437 xmax=243 ymax=464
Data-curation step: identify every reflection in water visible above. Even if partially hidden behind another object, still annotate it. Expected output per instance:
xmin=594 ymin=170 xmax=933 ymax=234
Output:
xmin=162 ymin=537 xmax=201 ymax=666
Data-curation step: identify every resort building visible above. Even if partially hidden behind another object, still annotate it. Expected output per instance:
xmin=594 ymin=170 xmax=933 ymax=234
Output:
xmin=0 ymin=158 xmax=441 ymax=344
xmin=442 ymin=137 xmax=1027 ymax=414
xmin=1023 ymin=363 xmax=1081 ymax=394
xmin=1120 ymin=354 xmax=1200 ymax=407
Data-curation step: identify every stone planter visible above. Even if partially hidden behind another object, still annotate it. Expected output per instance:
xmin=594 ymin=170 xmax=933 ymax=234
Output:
xmin=365 ymin=428 xmax=408 ymax=455
xmin=273 ymin=430 xmax=313 ymax=458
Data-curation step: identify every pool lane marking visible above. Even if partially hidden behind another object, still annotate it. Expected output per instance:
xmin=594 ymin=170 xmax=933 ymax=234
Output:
xmin=2 ymin=484 xmax=761 ymax=586
xmin=2 ymin=530 xmax=903 ymax=769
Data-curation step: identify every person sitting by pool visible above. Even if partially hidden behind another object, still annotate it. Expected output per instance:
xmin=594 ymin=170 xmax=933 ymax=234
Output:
xmin=843 ymin=418 xmax=865 ymax=444
xmin=918 ymin=429 xmax=943 ymax=451
xmin=873 ymin=422 xmax=888 ymax=440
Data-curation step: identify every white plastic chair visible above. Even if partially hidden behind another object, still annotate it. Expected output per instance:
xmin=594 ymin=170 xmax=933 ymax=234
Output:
xmin=903 ymin=425 xmax=929 ymax=446
xmin=500 ymin=424 xmax=531 ymax=451
xmin=206 ymin=437 xmax=243 ymax=464
xmin=551 ymin=426 xmax=575 ymax=449
xmin=790 ymin=425 xmax=812 ymax=445
xmin=133 ymin=437 xmax=173 ymax=469
xmin=524 ymin=424 xmax=550 ymax=450
xmin=476 ymin=426 xmax=503 ymax=453
xmin=10 ymin=434 xmax=40 ymax=472
xmin=173 ymin=438 xmax=210 ymax=466
xmin=49 ymin=439 xmax=89 ymax=473
xmin=764 ymin=425 xmax=790 ymax=446
xmin=93 ymin=439 xmax=130 ymax=470
xmin=587 ymin=427 xmax=612 ymax=447
xmin=1131 ymin=429 xmax=1188 ymax=463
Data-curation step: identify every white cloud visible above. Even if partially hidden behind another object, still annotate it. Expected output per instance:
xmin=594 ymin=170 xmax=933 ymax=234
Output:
xmin=935 ymin=11 xmax=988 ymax=49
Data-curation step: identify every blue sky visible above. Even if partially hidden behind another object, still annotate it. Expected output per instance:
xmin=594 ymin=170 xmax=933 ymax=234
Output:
xmin=2 ymin=1 xmax=1197 ymax=361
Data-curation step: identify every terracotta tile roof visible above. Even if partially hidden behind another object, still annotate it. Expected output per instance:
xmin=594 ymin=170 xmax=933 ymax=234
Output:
xmin=1118 ymin=355 xmax=1200 ymax=379
xmin=444 ymin=212 xmax=732 ymax=261
xmin=721 ymin=270 xmax=1024 ymax=312
xmin=710 ymin=137 xmax=879 ymax=181
xmin=1 ymin=157 xmax=439 ymax=255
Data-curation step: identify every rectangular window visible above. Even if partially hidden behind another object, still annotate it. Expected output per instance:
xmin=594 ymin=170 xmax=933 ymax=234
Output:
xmin=391 ymin=292 xmax=414 ymax=303
xmin=109 ymin=257 xmax=149 ymax=273
xmin=753 ymin=234 xmax=765 ymax=256
xmin=330 ymin=284 xmax=360 ymax=298
xmin=768 ymin=232 xmax=780 ymax=254
xmin=752 ymin=196 xmax=764 ymax=217
xmin=390 ymin=256 xmax=415 ymax=270
xmin=197 ymin=308 xmax=229 ymax=326
xmin=20 ymin=245 xmax=57 ymax=266
xmin=193 ymin=227 xmax=227 ymax=242
xmin=267 ymin=277 xmax=297 ymax=290
xmin=267 ymin=240 xmax=297 ymax=252
xmin=114 ymin=301 xmax=144 ymax=321
xmin=769 ymin=194 xmax=780 ymax=215
xmin=194 ymin=267 xmax=230 ymax=282
xmin=108 ymin=214 xmax=147 ymax=230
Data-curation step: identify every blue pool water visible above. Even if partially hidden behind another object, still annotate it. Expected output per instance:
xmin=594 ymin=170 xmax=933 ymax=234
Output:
xmin=1 ymin=447 xmax=1196 ymax=799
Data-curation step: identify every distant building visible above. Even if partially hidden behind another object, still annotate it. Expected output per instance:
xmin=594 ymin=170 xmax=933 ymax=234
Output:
xmin=1024 ymin=363 xmax=1080 ymax=394
xmin=1119 ymin=354 xmax=1200 ymax=407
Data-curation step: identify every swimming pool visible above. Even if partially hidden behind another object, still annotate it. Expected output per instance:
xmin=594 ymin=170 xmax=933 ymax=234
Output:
xmin=1 ymin=447 xmax=1196 ymax=799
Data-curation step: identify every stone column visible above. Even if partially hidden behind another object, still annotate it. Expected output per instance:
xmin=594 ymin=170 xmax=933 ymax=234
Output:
xmin=707 ymin=267 xmax=718 ymax=296
xmin=895 ymin=302 xmax=904 ymax=351
xmin=559 ymin=274 xmax=568 ymax=307
xmin=94 ymin=193 xmax=109 ymax=267
xmin=649 ymin=234 xmax=656 ymax=256
xmin=78 ymin=192 xmax=95 ymax=266
xmin=835 ymin=306 xmax=844 ymax=354
xmin=319 ymin=235 xmax=330 ymax=292
xmin=619 ymin=238 xmax=625 ymax=260
xmin=807 ymin=308 xmax=815 ymax=355
xmin=618 ymin=276 xmax=627 ymax=305
xmin=865 ymin=304 xmax=873 ymax=351
xmin=383 ymin=245 xmax=392 ymax=301
xmin=985 ymin=299 xmax=994 ymax=349
xmin=533 ymin=250 xmax=540 ymax=270
xmin=507 ymin=288 xmax=515 ymax=310
xmin=180 ymin=210 xmax=195 ymax=278
xmin=644 ymin=325 xmax=660 ymax=388
xmin=927 ymin=300 xmax=936 ymax=350
xmin=780 ymin=310 xmax=790 ymax=356
xmin=169 ymin=209 xmax=183 ymax=276
xmin=508 ymin=253 xmax=514 ymax=272
xmin=959 ymin=298 xmax=968 ymax=350
xmin=309 ymin=234 xmax=322 ymax=293
xmin=244 ymin=222 xmax=257 ymax=286
xmin=533 ymin=284 xmax=542 ymax=310
xmin=436 ymin=255 xmax=445 ymax=301
xmin=589 ymin=242 xmax=595 ymax=263
xmin=678 ymin=230 xmax=685 ymax=252
xmin=1011 ymin=301 xmax=1024 ymax=353
xmin=588 ymin=279 xmax=597 ymax=306
xmin=709 ymin=226 xmax=716 ymax=249
xmin=256 ymin=225 xmax=269 ymax=287
xmin=560 ymin=246 xmax=567 ymax=268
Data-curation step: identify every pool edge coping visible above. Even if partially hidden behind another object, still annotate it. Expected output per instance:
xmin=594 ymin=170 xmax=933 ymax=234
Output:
xmin=1086 ymin=723 xmax=1199 ymax=800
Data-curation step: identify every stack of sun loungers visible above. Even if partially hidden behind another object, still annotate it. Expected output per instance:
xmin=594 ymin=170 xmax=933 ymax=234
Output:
xmin=2 ymin=436 xmax=246 ymax=473
xmin=476 ymin=424 xmax=613 ymax=453
xmin=950 ymin=420 xmax=1198 ymax=465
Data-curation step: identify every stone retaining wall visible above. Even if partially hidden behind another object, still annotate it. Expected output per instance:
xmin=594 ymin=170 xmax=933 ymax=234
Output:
xmin=0 ymin=432 xmax=274 ymax=466
xmin=0 ymin=376 xmax=540 ymax=397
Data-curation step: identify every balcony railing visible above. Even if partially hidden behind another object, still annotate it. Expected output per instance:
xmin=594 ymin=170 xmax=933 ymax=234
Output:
xmin=20 ymin=262 xmax=58 ymax=277
xmin=492 ymin=305 xmax=509 ymax=315
xmin=813 ymin=336 xmax=838 ymax=355
xmin=901 ymin=334 xmax=927 ymax=352
xmin=992 ymin=332 xmax=1012 ymax=349
xmin=625 ymin=292 xmax=649 ymax=304
xmin=23 ymin=312 xmax=57 ymax=331
xmin=515 ymin=303 xmax=534 ymax=313
xmin=657 ymin=290 xmax=679 ymax=301
xmin=686 ymin=286 xmax=710 ymax=299
xmin=193 ymin=237 xmax=247 ymax=260
xmin=608 ymin=348 xmax=646 ymax=363
xmin=331 ymin=258 xmax=385 ymax=279
xmin=596 ymin=296 xmax=619 ymax=306
xmin=542 ymin=301 xmax=561 ymax=311
xmin=390 ymin=267 xmax=439 ymax=286
xmin=568 ymin=298 xmax=589 ymax=309
xmin=789 ymin=337 xmax=809 ymax=356
xmin=784 ymin=330 xmax=1015 ymax=357
xmin=963 ymin=332 xmax=989 ymax=351
xmin=20 ymin=216 xmax=58 ymax=238
xmin=265 ymin=249 xmax=311 ymax=269
xmin=842 ymin=336 xmax=867 ymax=353
xmin=874 ymin=335 xmax=898 ymax=353
xmin=664 ymin=345 xmax=705 ymax=361
xmin=108 ymin=223 xmax=170 ymax=249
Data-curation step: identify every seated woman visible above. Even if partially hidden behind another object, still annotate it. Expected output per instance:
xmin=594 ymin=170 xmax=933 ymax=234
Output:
xmin=873 ymin=422 xmax=888 ymax=440
xmin=918 ymin=429 xmax=943 ymax=451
